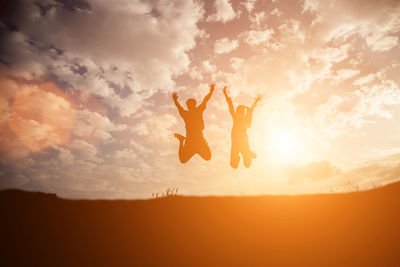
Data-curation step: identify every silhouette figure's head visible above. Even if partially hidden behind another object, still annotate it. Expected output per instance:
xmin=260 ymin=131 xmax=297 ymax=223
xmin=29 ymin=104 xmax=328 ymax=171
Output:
xmin=236 ymin=105 xmax=246 ymax=116
xmin=186 ymin=98 xmax=197 ymax=111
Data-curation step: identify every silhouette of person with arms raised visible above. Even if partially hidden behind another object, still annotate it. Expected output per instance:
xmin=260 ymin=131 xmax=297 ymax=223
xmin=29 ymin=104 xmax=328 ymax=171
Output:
xmin=172 ymin=84 xmax=215 ymax=163
xmin=223 ymin=86 xmax=261 ymax=168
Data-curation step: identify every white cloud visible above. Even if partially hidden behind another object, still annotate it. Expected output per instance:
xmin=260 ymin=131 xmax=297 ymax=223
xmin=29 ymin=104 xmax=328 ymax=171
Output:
xmin=312 ymin=75 xmax=400 ymax=140
xmin=72 ymin=109 xmax=126 ymax=141
xmin=249 ymin=11 xmax=267 ymax=28
xmin=214 ymin=38 xmax=239 ymax=54
xmin=356 ymin=79 xmax=400 ymax=118
xmin=302 ymin=0 xmax=320 ymax=12
xmin=230 ymin=57 xmax=244 ymax=71
xmin=278 ymin=19 xmax=305 ymax=43
xmin=353 ymin=73 xmax=382 ymax=86
xmin=311 ymin=44 xmax=351 ymax=66
xmin=207 ymin=0 xmax=237 ymax=23
xmin=242 ymin=0 xmax=257 ymax=13
xmin=69 ymin=139 xmax=102 ymax=163
xmin=270 ymin=8 xmax=282 ymax=17
xmin=302 ymin=0 xmax=400 ymax=51
xmin=189 ymin=67 xmax=204 ymax=81
xmin=244 ymin=29 xmax=275 ymax=46
xmin=132 ymin=113 xmax=177 ymax=143
xmin=333 ymin=69 xmax=360 ymax=83
xmin=365 ymin=34 xmax=399 ymax=52
xmin=202 ymin=60 xmax=217 ymax=73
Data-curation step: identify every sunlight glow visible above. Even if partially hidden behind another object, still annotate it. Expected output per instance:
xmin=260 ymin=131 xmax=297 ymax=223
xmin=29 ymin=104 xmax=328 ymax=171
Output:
xmin=268 ymin=128 xmax=303 ymax=163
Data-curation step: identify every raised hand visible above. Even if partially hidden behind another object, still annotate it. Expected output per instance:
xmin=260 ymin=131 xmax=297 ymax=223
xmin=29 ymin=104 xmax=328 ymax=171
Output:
xmin=223 ymin=86 xmax=235 ymax=116
xmin=255 ymin=94 xmax=262 ymax=103
xmin=172 ymin=92 xmax=178 ymax=100
xmin=251 ymin=93 xmax=262 ymax=110
xmin=210 ymin=83 xmax=215 ymax=93
xmin=223 ymin=86 xmax=228 ymax=96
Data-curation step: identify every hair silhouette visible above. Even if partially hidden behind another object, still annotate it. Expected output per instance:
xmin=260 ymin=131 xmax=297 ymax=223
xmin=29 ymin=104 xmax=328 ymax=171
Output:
xmin=172 ymin=84 xmax=215 ymax=163
xmin=223 ymin=86 xmax=261 ymax=168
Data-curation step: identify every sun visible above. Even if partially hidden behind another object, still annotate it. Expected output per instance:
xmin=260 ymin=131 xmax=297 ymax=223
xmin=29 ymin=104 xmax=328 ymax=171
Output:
xmin=267 ymin=128 xmax=303 ymax=163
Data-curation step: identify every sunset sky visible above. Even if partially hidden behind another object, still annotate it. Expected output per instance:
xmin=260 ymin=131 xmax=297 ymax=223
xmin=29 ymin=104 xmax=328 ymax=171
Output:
xmin=1 ymin=0 xmax=400 ymax=198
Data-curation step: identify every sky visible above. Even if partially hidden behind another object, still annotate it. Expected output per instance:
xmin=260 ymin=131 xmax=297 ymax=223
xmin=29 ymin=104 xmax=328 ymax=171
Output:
xmin=1 ymin=0 xmax=400 ymax=199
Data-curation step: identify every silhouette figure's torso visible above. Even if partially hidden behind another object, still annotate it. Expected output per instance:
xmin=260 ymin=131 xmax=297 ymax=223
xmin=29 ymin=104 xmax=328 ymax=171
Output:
xmin=231 ymin=114 xmax=250 ymax=142
xmin=182 ymin=107 xmax=205 ymax=138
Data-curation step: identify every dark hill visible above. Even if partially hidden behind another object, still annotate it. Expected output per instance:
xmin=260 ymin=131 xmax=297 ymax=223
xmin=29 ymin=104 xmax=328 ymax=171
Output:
xmin=1 ymin=182 xmax=400 ymax=266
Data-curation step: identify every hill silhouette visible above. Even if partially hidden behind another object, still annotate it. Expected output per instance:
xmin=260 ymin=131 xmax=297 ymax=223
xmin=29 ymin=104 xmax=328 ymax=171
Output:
xmin=1 ymin=182 xmax=400 ymax=266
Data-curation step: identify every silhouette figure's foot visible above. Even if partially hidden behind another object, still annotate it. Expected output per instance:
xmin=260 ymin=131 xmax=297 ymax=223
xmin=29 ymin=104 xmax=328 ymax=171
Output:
xmin=174 ymin=133 xmax=185 ymax=142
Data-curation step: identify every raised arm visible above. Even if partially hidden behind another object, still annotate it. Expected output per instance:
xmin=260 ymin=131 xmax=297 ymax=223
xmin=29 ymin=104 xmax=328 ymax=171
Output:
xmin=172 ymin=92 xmax=185 ymax=118
xmin=251 ymin=94 xmax=262 ymax=111
xmin=223 ymin=86 xmax=235 ymax=117
xmin=246 ymin=94 xmax=262 ymax=127
xmin=199 ymin=84 xmax=215 ymax=110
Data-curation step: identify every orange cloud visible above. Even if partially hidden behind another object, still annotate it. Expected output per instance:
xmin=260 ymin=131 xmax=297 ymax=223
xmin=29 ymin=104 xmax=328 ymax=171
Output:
xmin=8 ymin=82 xmax=76 ymax=151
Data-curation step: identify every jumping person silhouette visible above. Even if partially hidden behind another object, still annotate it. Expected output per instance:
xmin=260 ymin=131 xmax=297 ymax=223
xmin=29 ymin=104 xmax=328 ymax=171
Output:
xmin=223 ymin=86 xmax=261 ymax=169
xmin=172 ymin=84 xmax=215 ymax=163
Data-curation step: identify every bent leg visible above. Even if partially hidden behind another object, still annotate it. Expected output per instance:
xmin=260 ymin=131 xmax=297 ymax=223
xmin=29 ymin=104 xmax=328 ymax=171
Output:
xmin=179 ymin=148 xmax=195 ymax=163
xmin=242 ymin=148 xmax=256 ymax=168
xmin=242 ymin=139 xmax=256 ymax=168
xmin=242 ymin=153 xmax=253 ymax=168
xmin=230 ymin=145 xmax=240 ymax=169
xmin=198 ymin=139 xmax=212 ymax=161
xmin=175 ymin=133 xmax=195 ymax=163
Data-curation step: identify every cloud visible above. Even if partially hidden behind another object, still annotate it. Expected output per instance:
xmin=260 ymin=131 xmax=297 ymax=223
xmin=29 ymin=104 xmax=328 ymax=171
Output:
xmin=188 ymin=67 xmax=204 ymax=81
xmin=0 ymin=77 xmax=32 ymax=160
xmin=328 ymin=158 xmax=400 ymax=191
xmin=8 ymin=82 xmax=76 ymax=151
xmin=249 ymin=11 xmax=267 ymax=28
xmin=288 ymin=161 xmax=341 ymax=182
xmin=230 ymin=57 xmax=244 ymax=71
xmin=131 ymin=113 xmax=177 ymax=143
xmin=0 ymin=0 xmax=204 ymax=117
xmin=353 ymin=73 xmax=381 ymax=86
xmin=241 ymin=0 xmax=257 ymax=13
xmin=270 ymin=8 xmax=282 ymax=17
xmin=73 ymin=110 xmax=113 ymax=141
xmin=214 ymin=38 xmax=239 ymax=54
xmin=278 ymin=19 xmax=305 ymax=43
xmin=69 ymin=139 xmax=102 ymax=163
xmin=365 ymin=34 xmax=399 ymax=52
xmin=207 ymin=0 xmax=237 ymax=23
xmin=333 ymin=69 xmax=360 ymax=83
xmin=244 ymin=29 xmax=275 ymax=46
xmin=303 ymin=0 xmax=400 ymax=51
xmin=309 ymin=73 xmax=400 ymax=142
xmin=202 ymin=60 xmax=217 ymax=73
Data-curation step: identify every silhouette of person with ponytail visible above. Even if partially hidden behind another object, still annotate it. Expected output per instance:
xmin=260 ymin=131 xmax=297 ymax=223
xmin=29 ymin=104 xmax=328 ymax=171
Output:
xmin=172 ymin=84 xmax=215 ymax=163
xmin=223 ymin=86 xmax=261 ymax=168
